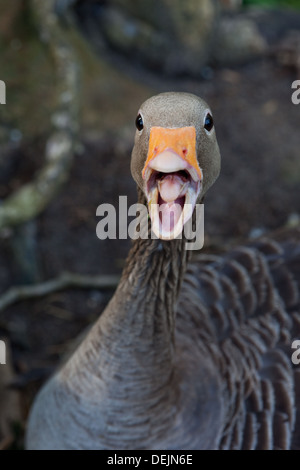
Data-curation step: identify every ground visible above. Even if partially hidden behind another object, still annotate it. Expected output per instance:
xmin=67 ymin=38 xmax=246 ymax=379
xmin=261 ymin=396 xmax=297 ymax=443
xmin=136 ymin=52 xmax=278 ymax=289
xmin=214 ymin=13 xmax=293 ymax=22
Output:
xmin=0 ymin=5 xmax=299 ymax=449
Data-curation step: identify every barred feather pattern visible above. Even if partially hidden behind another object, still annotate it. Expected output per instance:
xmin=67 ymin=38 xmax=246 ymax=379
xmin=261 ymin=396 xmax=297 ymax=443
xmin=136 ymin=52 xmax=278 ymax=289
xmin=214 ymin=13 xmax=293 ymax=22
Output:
xmin=177 ymin=235 xmax=300 ymax=449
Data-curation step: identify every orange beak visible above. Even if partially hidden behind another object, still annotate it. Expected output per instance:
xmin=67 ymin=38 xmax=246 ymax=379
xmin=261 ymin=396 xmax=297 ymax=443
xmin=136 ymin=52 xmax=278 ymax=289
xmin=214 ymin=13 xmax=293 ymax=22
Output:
xmin=142 ymin=126 xmax=202 ymax=180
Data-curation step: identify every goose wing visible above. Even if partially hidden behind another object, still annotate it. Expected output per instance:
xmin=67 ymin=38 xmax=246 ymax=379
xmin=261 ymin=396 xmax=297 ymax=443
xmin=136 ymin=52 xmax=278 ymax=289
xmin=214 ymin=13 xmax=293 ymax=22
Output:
xmin=178 ymin=231 xmax=300 ymax=449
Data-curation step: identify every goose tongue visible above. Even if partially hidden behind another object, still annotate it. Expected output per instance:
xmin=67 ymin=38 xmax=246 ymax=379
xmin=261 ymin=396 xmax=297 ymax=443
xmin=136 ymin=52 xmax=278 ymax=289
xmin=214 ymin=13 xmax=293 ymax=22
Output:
xmin=157 ymin=174 xmax=188 ymax=232
xmin=158 ymin=174 xmax=187 ymax=202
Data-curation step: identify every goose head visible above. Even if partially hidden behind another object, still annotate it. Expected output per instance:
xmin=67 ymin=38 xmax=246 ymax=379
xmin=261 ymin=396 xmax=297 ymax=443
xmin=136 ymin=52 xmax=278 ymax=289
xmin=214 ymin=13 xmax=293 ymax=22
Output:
xmin=131 ymin=92 xmax=221 ymax=240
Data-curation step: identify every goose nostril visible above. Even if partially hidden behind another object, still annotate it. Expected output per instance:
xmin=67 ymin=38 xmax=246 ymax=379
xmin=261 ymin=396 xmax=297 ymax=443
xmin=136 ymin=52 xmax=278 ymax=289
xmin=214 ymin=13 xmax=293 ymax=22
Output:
xmin=182 ymin=148 xmax=188 ymax=157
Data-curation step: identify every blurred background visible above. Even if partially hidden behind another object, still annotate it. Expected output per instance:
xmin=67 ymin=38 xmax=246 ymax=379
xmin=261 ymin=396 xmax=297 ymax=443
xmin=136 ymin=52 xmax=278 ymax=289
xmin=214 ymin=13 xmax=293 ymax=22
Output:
xmin=0 ymin=0 xmax=299 ymax=449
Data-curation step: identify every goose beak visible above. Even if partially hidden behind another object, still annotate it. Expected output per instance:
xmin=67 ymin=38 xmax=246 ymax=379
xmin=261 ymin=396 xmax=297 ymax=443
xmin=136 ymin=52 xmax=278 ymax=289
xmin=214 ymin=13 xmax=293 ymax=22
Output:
xmin=142 ymin=126 xmax=202 ymax=240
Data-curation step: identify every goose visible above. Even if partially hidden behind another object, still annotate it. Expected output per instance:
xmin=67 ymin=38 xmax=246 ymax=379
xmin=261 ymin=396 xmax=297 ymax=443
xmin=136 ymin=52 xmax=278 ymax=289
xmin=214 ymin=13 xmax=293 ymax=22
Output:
xmin=26 ymin=92 xmax=300 ymax=450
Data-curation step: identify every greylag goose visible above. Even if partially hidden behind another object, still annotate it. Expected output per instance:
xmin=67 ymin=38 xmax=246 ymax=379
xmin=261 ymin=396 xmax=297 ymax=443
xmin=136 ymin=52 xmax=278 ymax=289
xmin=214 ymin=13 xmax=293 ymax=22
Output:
xmin=26 ymin=92 xmax=300 ymax=450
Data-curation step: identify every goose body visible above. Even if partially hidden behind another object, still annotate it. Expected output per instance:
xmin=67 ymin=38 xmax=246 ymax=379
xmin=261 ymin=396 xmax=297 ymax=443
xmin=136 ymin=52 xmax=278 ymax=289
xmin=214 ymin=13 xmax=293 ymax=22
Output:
xmin=26 ymin=92 xmax=300 ymax=450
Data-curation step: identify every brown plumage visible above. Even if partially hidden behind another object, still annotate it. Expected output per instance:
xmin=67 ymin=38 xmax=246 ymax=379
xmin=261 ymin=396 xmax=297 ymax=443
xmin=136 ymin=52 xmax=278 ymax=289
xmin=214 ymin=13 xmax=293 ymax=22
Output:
xmin=26 ymin=92 xmax=300 ymax=450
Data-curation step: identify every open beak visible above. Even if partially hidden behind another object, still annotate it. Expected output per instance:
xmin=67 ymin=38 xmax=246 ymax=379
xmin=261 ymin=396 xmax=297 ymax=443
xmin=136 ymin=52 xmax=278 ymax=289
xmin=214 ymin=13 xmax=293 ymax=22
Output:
xmin=142 ymin=126 xmax=202 ymax=240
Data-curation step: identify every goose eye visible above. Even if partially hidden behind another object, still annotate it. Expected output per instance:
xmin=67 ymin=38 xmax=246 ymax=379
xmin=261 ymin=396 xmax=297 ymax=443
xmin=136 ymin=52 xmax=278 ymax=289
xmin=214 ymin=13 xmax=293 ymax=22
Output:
xmin=204 ymin=113 xmax=213 ymax=132
xmin=135 ymin=113 xmax=144 ymax=131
